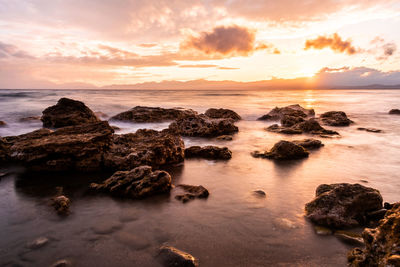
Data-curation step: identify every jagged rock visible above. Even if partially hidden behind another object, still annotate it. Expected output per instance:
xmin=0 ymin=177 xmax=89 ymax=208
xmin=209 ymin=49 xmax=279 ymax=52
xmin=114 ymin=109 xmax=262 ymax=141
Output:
xmin=389 ymin=109 xmax=400 ymax=115
xmin=19 ymin=116 xmax=41 ymax=122
xmin=292 ymin=139 xmax=324 ymax=149
xmin=175 ymin=184 xmax=209 ymax=203
xmin=251 ymin=140 xmax=309 ymax=160
xmin=357 ymin=127 xmax=382 ymax=133
xmin=168 ymin=114 xmax=238 ymax=137
xmin=258 ymin=104 xmax=314 ymax=120
xmin=0 ymin=120 xmax=7 ymax=127
xmin=158 ymin=245 xmax=199 ymax=267
xmin=184 ymin=146 xmax=232 ymax=160
xmin=216 ymin=135 xmax=233 ymax=141
xmin=110 ymin=106 xmax=197 ymax=122
xmin=320 ymin=111 xmax=353 ymax=126
xmin=266 ymin=118 xmax=338 ymax=136
xmin=253 ymin=190 xmax=267 ymax=197
xmin=204 ymin=108 xmax=241 ymax=121
xmin=52 ymin=195 xmax=70 ymax=215
xmin=305 ymin=183 xmax=383 ymax=228
xmin=90 ymin=166 xmax=172 ymax=199
xmin=103 ymin=129 xmax=184 ymax=171
xmin=41 ymin=98 xmax=99 ymax=128
xmin=348 ymin=202 xmax=400 ymax=266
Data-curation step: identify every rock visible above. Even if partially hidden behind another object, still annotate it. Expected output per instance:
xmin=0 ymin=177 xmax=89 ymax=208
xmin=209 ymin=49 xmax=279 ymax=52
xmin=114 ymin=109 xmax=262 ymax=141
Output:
xmin=94 ymin=111 xmax=108 ymax=119
xmin=51 ymin=195 xmax=70 ymax=215
xmin=314 ymin=226 xmax=333 ymax=235
xmin=89 ymin=166 xmax=172 ymax=199
xmin=348 ymin=202 xmax=400 ymax=266
xmin=41 ymin=98 xmax=99 ymax=128
xmin=158 ymin=245 xmax=199 ymax=267
xmin=27 ymin=237 xmax=49 ymax=249
xmin=366 ymin=209 xmax=387 ymax=221
xmin=357 ymin=127 xmax=382 ymax=133
xmin=184 ymin=146 xmax=232 ymax=160
xmin=216 ymin=135 xmax=233 ymax=141
xmin=50 ymin=259 xmax=72 ymax=267
xmin=266 ymin=124 xmax=303 ymax=134
xmin=110 ymin=106 xmax=197 ymax=122
xmin=204 ymin=108 xmax=241 ymax=121
xmin=258 ymin=104 xmax=315 ymax=120
xmin=5 ymin=121 xmax=114 ymax=171
xmin=251 ymin=140 xmax=309 ymax=160
xmin=266 ymin=118 xmax=338 ymax=136
xmin=320 ymin=111 xmax=353 ymax=126
xmin=169 ymin=114 xmax=238 ymax=137
xmin=103 ymin=129 xmax=184 ymax=171
xmin=0 ymin=120 xmax=6 ymax=127
xmin=389 ymin=109 xmax=400 ymax=115
xmin=253 ymin=190 xmax=267 ymax=197
xmin=305 ymin=183 xmax=383 ymax=228
xmin=19 ymin=116 xmax=41 ymax=122
xmin=281 ymin=115 xmax=305 ymax=127
xmin=335 ymin=230 xmax=364 ymax=246
xmin=0 ymin=137 xmax=10 ymax=162
xmin=175 ymin=184 xmax=209 ymax=203
xmin=292 ymin=139 xmax=324 ymax=149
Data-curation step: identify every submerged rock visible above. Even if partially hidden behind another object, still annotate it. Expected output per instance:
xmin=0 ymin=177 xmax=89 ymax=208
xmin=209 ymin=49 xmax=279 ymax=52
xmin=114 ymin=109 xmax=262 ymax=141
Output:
xmin=90 ymin=166 xmax=172 ymax=199
xmin=292 ymin=139 xmax=324 ymax=149
xmin=184 ymin=146 xmax=232 ymax=160
xmin=0 ymin=120 xmax=7 ymax=127
xmin=175 ymin=184 xmax=209 ymax=203
xmin=251 ymin=140 xmax=309 ymax=160
xmin=168 ymin=114 xmax=238 ymax=137
xmin=266 ymin=118 xmax=338 ymax=136
xmin=41 ymin=98 xmax=100 ymax=128
xmin=320 ymin=111 xmax=353 ymax=126
xmin=389 ymin=109 xmax=400 ymax=115
xmin=258 ymin=104 xmax=314 ymax=121
xmin=216 ymin=135 xmax=233 ymax=141
xmin=348 ymin=202 xmax=400 ymax=266
xmin=111 ymin=106 xmax=197 ymax=122
xmin=158 ymin=245 xmax=199 ymax=267
xmin=305 ymin=183 xmax=383 ymax=228
xmin=204 ymin=108 xmax=241 ymax=121
xmin=51 ymin=195 xmax=70 ymax=215
xmin=357 ymin=127 xmax=382 ymax=133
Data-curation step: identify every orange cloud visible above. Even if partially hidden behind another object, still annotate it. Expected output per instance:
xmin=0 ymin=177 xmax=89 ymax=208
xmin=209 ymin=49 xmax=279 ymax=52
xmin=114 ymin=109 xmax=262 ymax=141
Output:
xmin=304 ymin=33 xmax=357 ymax=55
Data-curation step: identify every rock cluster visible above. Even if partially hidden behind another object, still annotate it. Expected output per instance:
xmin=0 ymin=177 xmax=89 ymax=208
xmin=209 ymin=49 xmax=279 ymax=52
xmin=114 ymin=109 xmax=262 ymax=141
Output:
xmin=185 ymin=146 xmax=232 ymax=160
xmin=158 ymin=245 xmax=199 ymax=267
xmin=204 ymin=108 xmax=241 ymax=121
xmin=175 ymin=184 xmax=209 ymax=203
xmin=110 ymin=106 xmax=198 ymax=122
xmin=320 ymin=111 xmax=353 ymax=126
xmin=251 ymin=140 xmax=309 ymax=160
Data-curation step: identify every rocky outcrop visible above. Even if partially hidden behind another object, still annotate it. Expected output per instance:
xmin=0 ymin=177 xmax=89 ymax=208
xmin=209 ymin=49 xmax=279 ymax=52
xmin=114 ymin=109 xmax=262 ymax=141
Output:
xmin=204 ymin=108 xmax=241 ymax=121
xmin=320 ymin=111 xmax=353 ymax=126
xmin=292 ymin=139 xmax=324 ymax=149
xmin=258 ymin=104 xmax=314 ymax=121
xmin=110 ymin=106 xmax=198 ymax=122
xmin=168 ymin=114 xmax=238 ymax=137
xmin=389 ymin=109 xmax=400 ymax=115
xmin=103 ymin=129 xmax=184 ymax=171
xmin=348 ymin=202 xmax=400 ymax=267
xmin=90 ymin=166 xmax=172 ymax=199
xmin=266 ymin=118 xmax=338 ymax=136
xmin=185 ymin=146 xmax=232 ymax=160
xmin=175 ymin=184 xmax=209 ymax=203
xmin=251 ymin=140 xmax=309 ymax=160
xmin=41 ymin=98 xmax=99 ymax=128
xmin=158 ymin=245 xmax=199 ymax=267
xmin=305 ymin=183 xmax=383 ymax=228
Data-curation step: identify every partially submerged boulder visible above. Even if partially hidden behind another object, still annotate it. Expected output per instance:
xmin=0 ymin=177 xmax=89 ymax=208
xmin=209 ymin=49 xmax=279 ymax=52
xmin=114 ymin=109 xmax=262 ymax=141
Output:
xmin=41 ymin=98 xmax=99 ymax=128
xmin=204 ymin=108 xmax=241 ymax=121
xmin=251 ymin=140 xmax=309 ymax=160
xmin=292 ymin=139 xmax=324 ymax=149
xmin=175 ymin=184 xmax=209 ymax=203
xmin=158 ymin=245 xmax=199 ymax=267
xmin=320 ymin=111 xmax=353 ymax=126
xmin=185 ymin=146 xmax=232 ymax=160
xmin=110 ymin=106 xmax=197 ymax=122
xmin=258 ymin=104 xmax=314 ymax=121
xmin=389 ymin=109 xmax=400 ymax=115
xmin=90 ymin=166 xmax=172 ymax=198
xmin=305 ymin=183 xmax=383 ymax=228
xmin=266 ymin=118 xmax=338 ymax=136
xmin=348 ymin=202 xmax=400 ymax=266
xmin=168 ymin=114 xmax=238 ymax=137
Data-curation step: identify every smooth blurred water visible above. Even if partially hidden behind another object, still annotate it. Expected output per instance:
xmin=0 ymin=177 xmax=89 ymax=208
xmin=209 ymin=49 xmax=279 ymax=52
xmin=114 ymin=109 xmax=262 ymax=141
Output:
xmin=0 ymin=89 xmax=400 ymax=266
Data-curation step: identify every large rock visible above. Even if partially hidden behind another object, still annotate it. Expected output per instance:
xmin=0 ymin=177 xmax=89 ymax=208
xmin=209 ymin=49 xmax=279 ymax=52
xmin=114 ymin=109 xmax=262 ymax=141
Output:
xmin=204 ymin=108 xmax=241 ymax=121
xmin=90 ymin=166 xmax=172 ymax=198
xmin=168 ymin=114 xmax=238 ymax=137
xmin=110 ymin=106 xmax=197 ymax=122
xmin=158 ymin=245 xmax=199 ymax=267
xmin=258 ymin=104 xmax=314 ymax=120
xmin=348 ymin=202 xmax=400 ymax=267
xmin=103 ymin=129 xmax=184 ymax=171
xmin=251 ymin=140 xmax=309 ymax=160
xmin=266 ymin=118 xmax=338 ymax=136
xmin=305 ymin=183 xmax=383 ymax=228
xmin=292 ymin=139 xmax=324 ymax=149
xmin=41 ymin=98 xmax=99 ymax=128
xmin=389 ymin=109 xmax=400 ymax=115
xmin=4 ymin=121 xmax=114 ymax=171
xmin=320 ymin=111 xmax=353 ymax=126
xmin=185 ymin=146 xmax=232 ymax=160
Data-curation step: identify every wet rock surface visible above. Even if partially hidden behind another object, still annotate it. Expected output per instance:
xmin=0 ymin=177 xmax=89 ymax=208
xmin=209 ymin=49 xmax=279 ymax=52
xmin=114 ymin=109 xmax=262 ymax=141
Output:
xmin=89 ymin=166 xmax=172 ymax=199
xmin=348 ymin=202 xmax=400 ymax=266
xmin=41 ymin=98 xmax=100 ymax=128
xmin=251 ymin=140 xmax=309 ymax=160
xmin=320 ymin=111 xmax=353 ymax=126
xmin=168 ymin=114 xmax=238 ymax=137
xmin=158 ymin=245 xmax=199 ymax=267
xmin=266 ymin=118 xmax=338 ymax=136
xmin=204 ymin=108 xmax=241 ymax=121
xmin=389 ymin=109 xmax=400 ymax=115
xmin=258 ymin=104 xmax=315 ymax=121
xmin=185 ymin=145 xmax=232 ymax=160
xmin=292 ymin=139 xmax=324 ymax=149
xmin=110 ymin=106 xmax=198 ymax=122
xmin=305 ymin=183 xmax=383 ymax=228
xmin=175 ymin=184 xmax=209 ymax=203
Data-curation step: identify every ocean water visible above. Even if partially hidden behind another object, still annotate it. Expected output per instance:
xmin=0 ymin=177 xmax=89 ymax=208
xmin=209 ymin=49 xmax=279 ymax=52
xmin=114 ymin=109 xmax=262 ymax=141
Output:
xmin=0 ymin=89 xmax=400 ymax=266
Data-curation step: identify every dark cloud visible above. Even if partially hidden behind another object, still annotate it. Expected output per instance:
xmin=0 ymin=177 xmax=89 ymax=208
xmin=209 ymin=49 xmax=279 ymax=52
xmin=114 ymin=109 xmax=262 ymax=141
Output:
xmin=304 ymin=33 xmax=357 ymax=55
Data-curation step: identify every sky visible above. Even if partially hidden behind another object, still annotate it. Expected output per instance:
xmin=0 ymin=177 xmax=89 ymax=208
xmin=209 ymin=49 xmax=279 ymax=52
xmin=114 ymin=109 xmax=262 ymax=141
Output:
xmin=1 ymin=0 xmax=400 ymax=89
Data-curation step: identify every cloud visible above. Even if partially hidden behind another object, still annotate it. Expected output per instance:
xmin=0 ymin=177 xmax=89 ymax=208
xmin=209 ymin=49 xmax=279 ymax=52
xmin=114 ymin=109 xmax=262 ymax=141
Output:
xmin=179 ymin=64 xmax=217 ymax=68
xmin=304 ymin=33 xmax=357 ymax=55
xmin=0 ymin=41 xmax=34 ymax=59
xmin=368 ymin=37 xmax=397 ymax=60
xmin=383 ymin=43 xmax=396 ymax=56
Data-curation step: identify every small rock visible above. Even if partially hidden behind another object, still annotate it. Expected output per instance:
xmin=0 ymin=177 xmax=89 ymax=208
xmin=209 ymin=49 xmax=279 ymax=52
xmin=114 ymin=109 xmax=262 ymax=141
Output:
xmin=19 ymin=116 xmax=41 ymax=122
xmin=216 ymin=135 xmax=233 ymax=141
xmin=51 ymin=195 xmax=70 ymax=215
xmin=185 ymin=146 xmax=232 ymax=160
xmin=389 ymin=109 xmax=400 ymax=115
xmin=175 ymin=185 xmax=209 ymax=203
xmin=253 ymin=190 xmax=266 ymax=197
xmin=357 ymin=127 xmax=382 ymax=133
xmin=204 ymin=108 xmax=241 ymax=121
xmin=258 ymin=104 xmax=314 ymax=121
xmin=50 ymin=259 xmax=72 ymax=267
xmin=314 ymin=226 xmax=333 ymax=235
xmin=158 ymin=245 xmax=199 ymax=267
xmin=359 ymin=179 xmax=368 ymax=183
xmin=27 ymin=237 xmax=49 ymax=249
xmin=251 ymin=140 xmax=309 ymax=160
